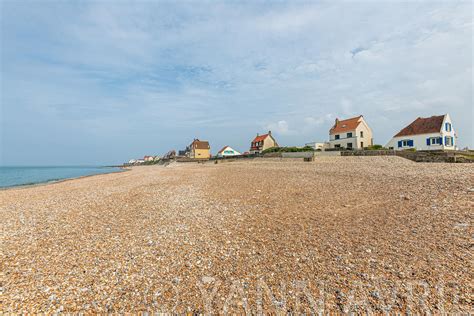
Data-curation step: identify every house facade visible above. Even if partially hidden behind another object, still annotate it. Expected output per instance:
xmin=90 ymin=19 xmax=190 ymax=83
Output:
xmin=189 ymin=139 xmax=211 ymax=159
xmin=328 ymin=115 xmax=373 ymax=149
xmin=144 ymin=155 xmax=154 ymax=162
xmin=385 ymin=114 xmax=456 ymax=151
xmin=304 ymin=142 xmax=326 ymax=150
xmin=216 ymin=146 xmax=241 ymax=158
xmin=250 ymin=131 xmax=278 ymax=154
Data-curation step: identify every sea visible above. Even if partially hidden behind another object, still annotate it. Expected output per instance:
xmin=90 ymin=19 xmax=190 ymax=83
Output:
xmin=0 ymin=166 xmax=123 ymax=189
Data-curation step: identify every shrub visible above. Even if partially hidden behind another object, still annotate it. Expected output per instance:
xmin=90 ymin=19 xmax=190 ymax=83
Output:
xmin=261 ymin=147 xmax=281 ymax=154
xmin=367 ymin=144 xmax=388 ymax=150
xmin=262 ymin=146 xmax=315 ymax=154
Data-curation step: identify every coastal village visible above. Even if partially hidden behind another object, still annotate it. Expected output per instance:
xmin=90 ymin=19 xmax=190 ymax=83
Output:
xmin=126 ymin=113 xmax=470 ymax=165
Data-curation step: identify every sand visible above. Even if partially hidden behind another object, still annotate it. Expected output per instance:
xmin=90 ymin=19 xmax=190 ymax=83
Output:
xmin=1 ymin=156 xmax=473 ymax=313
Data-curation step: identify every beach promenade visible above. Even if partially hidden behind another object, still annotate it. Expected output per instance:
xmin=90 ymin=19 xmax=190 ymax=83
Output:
xmin=1 ymin=157 xmax=472 ymax=313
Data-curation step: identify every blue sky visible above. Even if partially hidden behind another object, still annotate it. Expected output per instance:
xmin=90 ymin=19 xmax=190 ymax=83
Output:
xmin=1 ymin=0 xmax=472 ymax=165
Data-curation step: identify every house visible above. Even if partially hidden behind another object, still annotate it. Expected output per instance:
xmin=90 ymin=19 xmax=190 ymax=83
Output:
xmin=250 ymin=131 xmax=278 ymax=154
xmin=216 ymin=146 xmax=241 ymax=158
xmin=328 ymin=115 xmax=373 ymax=149
xmin=144 ymin=155 xmax=154 ymax=162
xmin=189 ymin=139 xmax=211 ymax=159
xmin=163 ymin=150 xmax=176 ymax=159
xmin=385 ymin=114 xmax=456 ymax=150
xmin=177 ymin=148 xmax=189 ymax=157
xmin=128 ymin=159 xmax=137 ymax=164
xmin=304 ymin=142 xmax=327 ymax=150
xmin=136 ymin=159 xmax=145 ymax=164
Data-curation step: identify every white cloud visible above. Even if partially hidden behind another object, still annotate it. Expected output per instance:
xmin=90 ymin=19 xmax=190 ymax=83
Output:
xmin=266 ymin=120 xmax=295 ymax=136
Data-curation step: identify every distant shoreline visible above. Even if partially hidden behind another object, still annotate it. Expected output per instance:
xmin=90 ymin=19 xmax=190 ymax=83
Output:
xmin=0 ymin=166 xmax=130 ymax=191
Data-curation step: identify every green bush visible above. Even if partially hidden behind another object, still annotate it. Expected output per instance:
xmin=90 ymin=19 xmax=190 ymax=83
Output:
xmin=262 ymin=146 xmax=314 ymax=154
xmin=367 ymin=144 xmax=387 ymax=150
xmin=143 ymin=160 xmax=160 ymax=165
xmin=261 ymin=147 xmax=281 ymax=154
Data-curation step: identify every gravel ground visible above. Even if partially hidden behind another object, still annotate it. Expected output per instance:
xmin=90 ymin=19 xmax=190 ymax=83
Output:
xmin=1 ymin=156 xmax=473 ymax=313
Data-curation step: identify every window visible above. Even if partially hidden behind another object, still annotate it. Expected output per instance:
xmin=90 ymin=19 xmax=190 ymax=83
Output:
xmin=360 ymin=142 xmax=364 ymax=148
xmin=347 ymin=143 xmax=353 ymax=148
xmin=427 ymin=137 xmax=442 ymax=146
xmin=347 ymin=132 xmax=353 ymax=138
xmin=360 ymin=131 xmax=364 ymax=138
xmin=335 ymin=144 xmax=341 ymax=148
xmin=399 ymin=139 xmax=414 ymax=148
xmin=445 ymin=123 xmax=452 ymax=132
xmin=445 ymin=136 xmax=453 ymax=146
xmin=335 ymin=134 xmax=340 ymax=140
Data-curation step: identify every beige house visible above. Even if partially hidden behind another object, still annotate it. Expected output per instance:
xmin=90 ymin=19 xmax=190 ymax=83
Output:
xmin=250 ymin=131 xmax=278 ymax=154
xmin=189 ymin=139 xmax=211 ymax=159
xmin=328 ymin=115 xmax=373 ymax=149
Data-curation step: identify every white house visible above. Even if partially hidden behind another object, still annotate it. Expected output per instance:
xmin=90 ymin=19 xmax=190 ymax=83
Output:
xmin=385 ymin=114 xmax=457 ymax=151
xmin=328 ymin=115 xmax=373 ymax=149
xmin=304 ymin=142 xmax=326 ymax=150
xmin=216 ymin=146 xmax=241 ymax=157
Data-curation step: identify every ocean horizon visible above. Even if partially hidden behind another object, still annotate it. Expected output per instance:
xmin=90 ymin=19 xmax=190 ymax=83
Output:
xmin=0 ymin=166 xmax=123 ymax=188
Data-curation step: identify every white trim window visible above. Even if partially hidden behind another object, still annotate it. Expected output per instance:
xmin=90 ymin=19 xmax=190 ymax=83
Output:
xmin=399 ymin=139 xmax=413 ymax=148
xmin=445 ymin=136 xmax=453 ymax=146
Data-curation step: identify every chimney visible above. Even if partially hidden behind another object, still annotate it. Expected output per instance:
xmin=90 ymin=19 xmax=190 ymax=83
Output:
xmin=335 ymin=118 xmax=339 ymax=125
xmin=268 ymin=131 xmax=271 ymax=135
xmin=257 ymin=133 xmax=259 ymax=136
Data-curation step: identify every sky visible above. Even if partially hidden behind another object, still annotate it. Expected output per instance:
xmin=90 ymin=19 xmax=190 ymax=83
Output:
xmin=1 ymin=0 xmax=472 ymax=165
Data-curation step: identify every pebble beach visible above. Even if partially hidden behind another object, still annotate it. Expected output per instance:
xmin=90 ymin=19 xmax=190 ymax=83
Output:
xmin=1 ymin=156 xmax=473 ymax=313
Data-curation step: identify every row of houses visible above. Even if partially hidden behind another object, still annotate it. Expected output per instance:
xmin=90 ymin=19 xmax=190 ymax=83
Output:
xmin=245 ymin=113 xmax=457 ymax=156
xmin=127 ymin=155 xmax=161 ymax=164
xmin=173 ymin=131 xmax=279 ymax=160
xmin=127 ymin=113 xmax=458 ymax=163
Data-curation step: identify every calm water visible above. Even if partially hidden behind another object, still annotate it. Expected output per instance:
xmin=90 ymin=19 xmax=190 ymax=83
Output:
xmin=0 ymin=166 xmax=123 ymax=188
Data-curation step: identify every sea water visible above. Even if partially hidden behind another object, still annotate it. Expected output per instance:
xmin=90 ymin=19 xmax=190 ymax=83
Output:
xmin=0 ymin=166 xmax=122 ymax=188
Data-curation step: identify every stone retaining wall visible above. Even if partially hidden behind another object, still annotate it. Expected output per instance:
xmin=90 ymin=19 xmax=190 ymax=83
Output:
xmin=281 ymin=152 xmax=315 ymax=158
xmin=396 ymin=151 xmax=473 ymax=163
xmin=341 ymin=150 xmax=396 ymax=156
